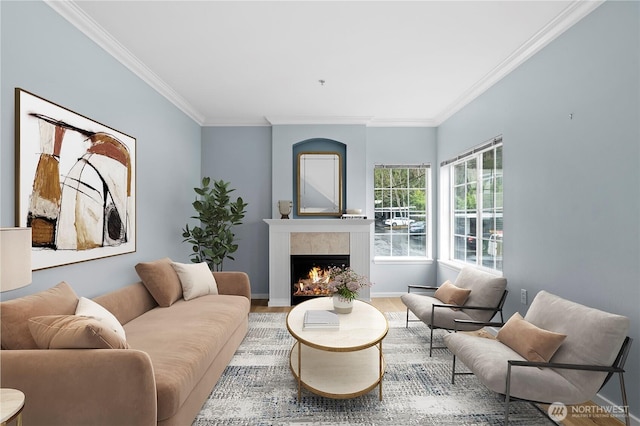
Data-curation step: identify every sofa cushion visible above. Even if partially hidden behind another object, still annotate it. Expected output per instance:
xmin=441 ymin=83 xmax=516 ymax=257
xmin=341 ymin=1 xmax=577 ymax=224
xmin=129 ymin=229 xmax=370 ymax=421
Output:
xmin=28 ymin=315 xmax=129 ymax=349
xmin=434 ymin=280 xmax=471 ymax=309
xmin=0 ymin=282 xmax=79 ymax=349
xmin=135 ymin=257 xmax=183 ymax=307
xmin=172 ymin=262 xmax=218 ymax=300
xmin=123 ymin=294 xmax=250 ymax=421
xmin=76 ymin=297 xmax=127 ymax=341
xmin=497 ymin=312 xmax=566 ymax=362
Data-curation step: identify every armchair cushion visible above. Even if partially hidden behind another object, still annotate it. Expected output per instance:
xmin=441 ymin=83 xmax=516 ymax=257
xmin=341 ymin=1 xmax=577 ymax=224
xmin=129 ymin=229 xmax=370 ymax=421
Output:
xmin=401 ymin=293 xmax=484 ymax=331
xmin=523 ymin=291 xmax=629 ymax=397
xmin=497 ymin=312 xmax=566 ymax=362
xmin=434 ymin=280 xmax=471 ymax=309
xmin=454 ymin=268 xmax=507 ymax=322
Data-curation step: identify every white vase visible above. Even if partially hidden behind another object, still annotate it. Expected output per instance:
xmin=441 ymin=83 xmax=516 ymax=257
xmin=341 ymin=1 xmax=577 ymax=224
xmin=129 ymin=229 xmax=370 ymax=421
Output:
xmin=332 ymin=295 xmax=353 ymax=314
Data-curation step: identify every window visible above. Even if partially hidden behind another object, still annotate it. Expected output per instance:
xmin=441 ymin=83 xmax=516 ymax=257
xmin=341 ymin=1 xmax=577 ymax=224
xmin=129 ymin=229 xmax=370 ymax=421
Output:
xmin=444 ymin=139 xmax=502 ymax=271
xmin=374 ymin=165 xmax=430 ymax=259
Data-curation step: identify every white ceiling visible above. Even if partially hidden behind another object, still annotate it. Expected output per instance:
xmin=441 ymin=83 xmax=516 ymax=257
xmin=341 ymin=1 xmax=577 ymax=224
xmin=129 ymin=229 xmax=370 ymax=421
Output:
xmin=48 ymin=1 xmax=603 ymax=126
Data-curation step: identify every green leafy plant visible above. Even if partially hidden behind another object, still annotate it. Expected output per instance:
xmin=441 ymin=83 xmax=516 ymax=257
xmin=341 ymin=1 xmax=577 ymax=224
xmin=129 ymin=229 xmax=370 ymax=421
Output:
xmin=182 ymin=177 xmax=248 ymax=271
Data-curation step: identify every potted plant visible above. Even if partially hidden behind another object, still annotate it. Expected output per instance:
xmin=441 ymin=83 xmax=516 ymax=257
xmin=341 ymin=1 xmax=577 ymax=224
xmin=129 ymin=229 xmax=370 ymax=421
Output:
xmin=182 ymin=177 xmax=248 ymax=271
xmin=325 ymin=266 xmax=372 ymax=313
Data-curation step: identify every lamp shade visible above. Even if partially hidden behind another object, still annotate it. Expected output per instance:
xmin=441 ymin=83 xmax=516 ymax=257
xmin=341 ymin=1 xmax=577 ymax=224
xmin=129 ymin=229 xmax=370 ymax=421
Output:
xmin=1 ymin=228 xmax=32 ymax=292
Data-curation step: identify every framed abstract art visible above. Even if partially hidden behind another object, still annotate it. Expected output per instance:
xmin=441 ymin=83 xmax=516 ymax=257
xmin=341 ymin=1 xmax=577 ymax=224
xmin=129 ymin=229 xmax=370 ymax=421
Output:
xmin=15 ymin=88 xmax=136 ymax=270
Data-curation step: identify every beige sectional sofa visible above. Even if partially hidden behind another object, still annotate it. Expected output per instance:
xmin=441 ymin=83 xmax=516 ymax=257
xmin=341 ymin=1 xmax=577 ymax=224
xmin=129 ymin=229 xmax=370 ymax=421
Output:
xmin=0 ymin=259 xmax=251 ymax=426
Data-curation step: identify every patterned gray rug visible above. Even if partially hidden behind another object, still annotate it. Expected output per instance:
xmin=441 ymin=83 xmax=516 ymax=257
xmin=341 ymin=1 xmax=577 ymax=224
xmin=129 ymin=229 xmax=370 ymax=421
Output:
xmin=193 ymin=312 xmax=550 ymax=425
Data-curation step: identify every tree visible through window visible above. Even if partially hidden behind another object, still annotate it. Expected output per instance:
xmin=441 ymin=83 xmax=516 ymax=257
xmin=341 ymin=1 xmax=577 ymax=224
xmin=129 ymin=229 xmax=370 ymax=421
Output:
xmin=452 ymin=144 xmax=502 ymax=270
xmin=374 ymin=165 xmax=430 ymax=257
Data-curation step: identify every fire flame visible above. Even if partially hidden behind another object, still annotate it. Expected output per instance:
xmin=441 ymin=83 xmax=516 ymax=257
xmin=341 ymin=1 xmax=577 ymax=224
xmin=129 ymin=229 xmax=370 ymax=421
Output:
xmin=293 ymin=266 xmax=331 ymax=296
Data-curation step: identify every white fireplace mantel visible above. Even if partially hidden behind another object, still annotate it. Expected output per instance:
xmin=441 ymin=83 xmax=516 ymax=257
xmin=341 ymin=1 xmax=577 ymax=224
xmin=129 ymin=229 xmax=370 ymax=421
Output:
xmin=264 ymin=219 xmax=374 ymax=307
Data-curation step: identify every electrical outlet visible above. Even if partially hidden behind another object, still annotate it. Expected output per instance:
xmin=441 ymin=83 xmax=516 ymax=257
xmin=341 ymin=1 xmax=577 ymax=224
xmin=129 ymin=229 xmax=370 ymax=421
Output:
xmin=520 ymin=289 xmax=528 ymax=305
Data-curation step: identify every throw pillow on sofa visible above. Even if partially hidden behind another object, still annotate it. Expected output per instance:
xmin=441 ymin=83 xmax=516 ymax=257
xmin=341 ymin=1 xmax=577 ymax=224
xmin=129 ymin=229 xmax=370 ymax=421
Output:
xmin=0 ymin=281 xmax=79 ymax=349
xmin=135 ymin=257 xmax=183 ymax=307
xmin=28 ymin=315 xmax=129 ymax=349
xmin=76 ymin=297 xmax=127 ymax=341
xmin=172 ymin=262 xmax=218 ymax=300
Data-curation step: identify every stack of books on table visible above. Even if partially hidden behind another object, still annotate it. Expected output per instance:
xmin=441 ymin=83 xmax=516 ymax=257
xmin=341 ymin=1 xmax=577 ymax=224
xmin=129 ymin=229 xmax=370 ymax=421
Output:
xmin=303 ymin=310 xmax=340 ymax=330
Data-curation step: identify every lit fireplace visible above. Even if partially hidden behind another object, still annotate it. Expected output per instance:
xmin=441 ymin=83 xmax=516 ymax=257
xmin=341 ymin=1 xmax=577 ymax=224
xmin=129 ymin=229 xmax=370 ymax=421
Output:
xmin=293 ymin=266 xmax=332 ymax=296
xmin=290 ymin=254 xmax=349 ymax=305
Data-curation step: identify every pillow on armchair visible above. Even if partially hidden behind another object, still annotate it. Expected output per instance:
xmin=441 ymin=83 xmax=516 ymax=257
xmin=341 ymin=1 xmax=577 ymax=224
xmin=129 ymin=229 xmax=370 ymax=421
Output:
xmin=434 ymin=280 xmax=471 ymax=310
xmin=497 ymin=312 xmax=566 ymax=362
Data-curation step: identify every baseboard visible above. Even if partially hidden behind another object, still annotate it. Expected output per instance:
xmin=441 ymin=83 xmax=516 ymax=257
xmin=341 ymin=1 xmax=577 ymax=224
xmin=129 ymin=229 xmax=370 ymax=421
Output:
xmin=370 ymin=291 xmax=407 ymax=298
xmin=592 ymin=392 xmax=639 ymax=426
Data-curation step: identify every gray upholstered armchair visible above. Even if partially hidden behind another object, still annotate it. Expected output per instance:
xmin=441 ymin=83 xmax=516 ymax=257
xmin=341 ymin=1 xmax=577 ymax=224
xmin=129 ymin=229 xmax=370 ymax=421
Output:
xmin=401 ymin=267 xmax=508 ymax=356
xmin=444 ymin=290 xmax=632 ymax=425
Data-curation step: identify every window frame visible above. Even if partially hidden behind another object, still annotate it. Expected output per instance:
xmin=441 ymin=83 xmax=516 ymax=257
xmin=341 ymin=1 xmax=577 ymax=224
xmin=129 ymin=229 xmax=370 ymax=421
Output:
xmin=373 ymin=164 xmax=432 ymax=264
xmin=440 ymin=138 xmax=503 ymax=272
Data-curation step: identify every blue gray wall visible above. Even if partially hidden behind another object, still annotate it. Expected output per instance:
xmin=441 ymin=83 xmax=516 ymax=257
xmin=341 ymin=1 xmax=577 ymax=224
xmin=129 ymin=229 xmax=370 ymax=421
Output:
xmin=438 ymin=1 xmax=639 ymax=412
xmin=201 ymin=126 xmax=272 ymax=297
xmin=1 ymin=1 xmax=201 ymax=299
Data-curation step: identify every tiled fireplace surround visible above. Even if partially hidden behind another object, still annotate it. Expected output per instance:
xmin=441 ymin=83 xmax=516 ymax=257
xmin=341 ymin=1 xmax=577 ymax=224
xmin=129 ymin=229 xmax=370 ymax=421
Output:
xmin=264 ymin=219 xmax=374 ymax=307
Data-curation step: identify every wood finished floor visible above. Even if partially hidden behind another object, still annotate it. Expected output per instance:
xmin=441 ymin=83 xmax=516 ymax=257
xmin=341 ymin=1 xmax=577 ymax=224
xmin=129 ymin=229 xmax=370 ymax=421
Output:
xmin=250 ymin=297 xmax=625 ymax=426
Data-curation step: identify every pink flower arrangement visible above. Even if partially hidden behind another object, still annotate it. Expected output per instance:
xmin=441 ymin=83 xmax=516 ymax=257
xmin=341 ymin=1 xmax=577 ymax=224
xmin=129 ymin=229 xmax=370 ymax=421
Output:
xmin=326 ymin=266 xmax=372 ymax=302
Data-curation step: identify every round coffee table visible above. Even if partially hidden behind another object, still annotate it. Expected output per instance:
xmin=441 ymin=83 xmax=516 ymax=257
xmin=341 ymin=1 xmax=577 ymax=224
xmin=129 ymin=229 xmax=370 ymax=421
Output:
xmin=286 ymin=297 xmax=388 ymax=400
xmin=1 ymin=388 xmax=25 ymax=426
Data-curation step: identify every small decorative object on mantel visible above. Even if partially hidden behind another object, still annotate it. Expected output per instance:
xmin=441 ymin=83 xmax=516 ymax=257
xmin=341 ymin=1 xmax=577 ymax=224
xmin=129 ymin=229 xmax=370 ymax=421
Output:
xmin=326 ymin=266 xmax=373 ymax=314
xmin=342 ymin=208 xmax=366 ymax=220
xmin=278 ymin=200 xmax=292 ymax=219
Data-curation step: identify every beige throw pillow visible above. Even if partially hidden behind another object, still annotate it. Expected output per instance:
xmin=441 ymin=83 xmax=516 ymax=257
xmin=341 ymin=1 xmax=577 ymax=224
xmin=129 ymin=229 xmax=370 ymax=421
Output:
xmin=434 ymin=280 xmax=471 ymax=309
xmin=135 ymin=257 xmax=183 ymax=307
xmin=28 ymin=315 xmax=129 ymax=349
xmin=497 ymin=312 xmax=567 ymax=362
xmin=0 ymin=281 xmax=79 ymax=349
xmin=75 ymin=297 xmax=126 ymax=341
xmin=171 ymin=262 xmax=218 ymax=301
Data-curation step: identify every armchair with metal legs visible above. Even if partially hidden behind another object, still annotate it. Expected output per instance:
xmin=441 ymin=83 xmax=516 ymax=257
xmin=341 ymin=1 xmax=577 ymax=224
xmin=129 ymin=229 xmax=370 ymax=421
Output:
xmin=445 ymin=291 xmax=633 ymax=426
xmin=401 ymin=267 xmax=508 ymax=356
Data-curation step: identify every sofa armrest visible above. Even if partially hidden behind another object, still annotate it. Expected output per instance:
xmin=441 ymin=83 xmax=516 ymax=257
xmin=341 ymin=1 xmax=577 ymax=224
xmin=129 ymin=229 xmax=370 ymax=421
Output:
xmin=1 ymin=349 xmax=157 ymax=426
xmin=213 ymin=271 xmax=251 ymax=300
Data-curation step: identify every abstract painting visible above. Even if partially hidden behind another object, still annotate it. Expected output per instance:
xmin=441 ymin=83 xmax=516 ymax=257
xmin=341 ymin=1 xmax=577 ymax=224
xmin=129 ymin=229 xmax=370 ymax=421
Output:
xmin=15 ymin=88 xmax=136 ymax=270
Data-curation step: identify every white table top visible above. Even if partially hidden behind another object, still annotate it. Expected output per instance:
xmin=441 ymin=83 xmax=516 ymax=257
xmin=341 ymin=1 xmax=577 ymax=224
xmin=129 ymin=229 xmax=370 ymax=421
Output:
xmin=0 ymin=388 xmax=25 ymax=423
xmin=286 ymin=297 xmax=388 ymax=351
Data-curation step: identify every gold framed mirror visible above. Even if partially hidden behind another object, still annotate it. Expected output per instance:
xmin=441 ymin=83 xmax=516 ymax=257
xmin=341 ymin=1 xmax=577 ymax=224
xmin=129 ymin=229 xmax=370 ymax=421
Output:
xmin=297 ymin=152 xmax=342 ymax=216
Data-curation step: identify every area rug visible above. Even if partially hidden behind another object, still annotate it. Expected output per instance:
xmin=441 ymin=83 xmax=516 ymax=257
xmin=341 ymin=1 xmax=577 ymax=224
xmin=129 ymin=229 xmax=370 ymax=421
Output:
xmin=193 ymin=312 xmax=550 ymax=425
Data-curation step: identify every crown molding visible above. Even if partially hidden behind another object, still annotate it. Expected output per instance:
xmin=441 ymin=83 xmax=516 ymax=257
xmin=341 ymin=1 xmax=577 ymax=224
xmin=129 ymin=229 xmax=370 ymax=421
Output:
xmin=44 ymin=0 xmax=206 ymax=125
xmin=265 ymin=116 xmax=374 ymax=126
xmin=46 ymin=0 xmax=603 ymax=129
xmin=367 ymin=118 xmax=437 ymax=128
xmin=433 ymin=0 xmax=605 ymax=126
